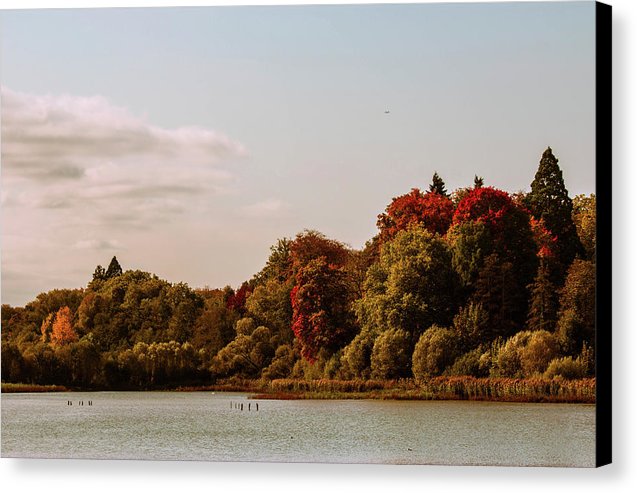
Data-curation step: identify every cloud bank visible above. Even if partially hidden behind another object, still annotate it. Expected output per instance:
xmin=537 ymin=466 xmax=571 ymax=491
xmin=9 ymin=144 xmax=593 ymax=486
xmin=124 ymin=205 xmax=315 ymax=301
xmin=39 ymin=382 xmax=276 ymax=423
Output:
xmin=1 ymin=87 xmax=249 ymax=305
xmin=2 ymin=87 xmax=246 ymax=183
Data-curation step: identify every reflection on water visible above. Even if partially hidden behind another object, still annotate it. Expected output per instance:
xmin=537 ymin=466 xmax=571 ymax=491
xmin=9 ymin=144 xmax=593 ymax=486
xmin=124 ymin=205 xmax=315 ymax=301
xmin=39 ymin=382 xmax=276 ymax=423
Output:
xmin=1 ymin=392 xmax=595 ymax=466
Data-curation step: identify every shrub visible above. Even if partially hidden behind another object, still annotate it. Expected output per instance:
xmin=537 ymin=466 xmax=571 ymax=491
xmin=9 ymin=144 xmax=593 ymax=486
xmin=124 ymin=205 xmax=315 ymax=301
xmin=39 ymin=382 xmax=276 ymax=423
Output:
xmin=445 ymin=348 xmax=489 ymax=377
xmin=371 ymin=328 xmax=411 ymax=379
xmin=340 ymin=331 xmax=375 ymax=379
xmin=412 ymin=325 xmax=459 ymax=381
xmin=544 ymin=356 xmax=587 ymax=380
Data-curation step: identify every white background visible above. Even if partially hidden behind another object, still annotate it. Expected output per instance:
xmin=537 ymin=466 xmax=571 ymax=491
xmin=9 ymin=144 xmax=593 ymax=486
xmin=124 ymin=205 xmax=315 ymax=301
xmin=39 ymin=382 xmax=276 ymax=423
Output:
xmin=1 ymin=0 xmax=634 ymax=491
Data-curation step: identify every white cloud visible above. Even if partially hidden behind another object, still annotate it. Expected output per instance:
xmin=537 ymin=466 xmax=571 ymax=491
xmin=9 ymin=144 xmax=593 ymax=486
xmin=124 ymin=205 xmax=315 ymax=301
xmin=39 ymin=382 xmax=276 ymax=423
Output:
xmin=73 ymin=239 xmax=125 ymax=251
xmin=240 ymin=198 xmax=291 ymax=218
xmin=1 ymin=87 xmax=247 ymax=183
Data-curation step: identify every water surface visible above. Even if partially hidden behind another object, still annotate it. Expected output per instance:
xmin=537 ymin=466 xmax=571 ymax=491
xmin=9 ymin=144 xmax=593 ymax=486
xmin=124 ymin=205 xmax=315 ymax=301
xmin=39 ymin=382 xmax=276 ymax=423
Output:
xmin=1 ymin=392 xmax=595 ymax=466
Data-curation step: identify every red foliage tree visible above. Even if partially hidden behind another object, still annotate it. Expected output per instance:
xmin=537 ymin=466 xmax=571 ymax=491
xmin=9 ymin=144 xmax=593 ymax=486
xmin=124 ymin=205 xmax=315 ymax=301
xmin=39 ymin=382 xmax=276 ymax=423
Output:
xmin=377 ymin=188 xmax=454 ymax=243
xmin=530 ymin=217 xmax=558 ymax=260
xmin=226 ymin=282 xmax=252 ymax=313
xmin=290 ymin=258 xmax=355 ymax=362
xmin=289 ymin=230 xmax=350 ymax=272
xmin=452 ymin=186 xmax=538 ymax=295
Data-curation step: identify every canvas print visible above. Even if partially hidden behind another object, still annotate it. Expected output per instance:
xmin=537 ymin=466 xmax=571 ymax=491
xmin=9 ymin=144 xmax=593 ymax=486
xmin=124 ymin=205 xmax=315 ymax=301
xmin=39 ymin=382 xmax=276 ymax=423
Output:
xmin=0 ymin=1 xmax=611 ymax=467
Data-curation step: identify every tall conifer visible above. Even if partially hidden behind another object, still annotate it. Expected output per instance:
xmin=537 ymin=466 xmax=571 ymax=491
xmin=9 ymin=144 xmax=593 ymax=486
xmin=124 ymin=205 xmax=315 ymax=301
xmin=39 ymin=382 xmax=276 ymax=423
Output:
xmin=105 ymin=256 xmax=123 ymax=279
xmin=525 ymin=147 xmax=583 ymax=274
xmin=429 ymin=171 xmax=449 ymax=197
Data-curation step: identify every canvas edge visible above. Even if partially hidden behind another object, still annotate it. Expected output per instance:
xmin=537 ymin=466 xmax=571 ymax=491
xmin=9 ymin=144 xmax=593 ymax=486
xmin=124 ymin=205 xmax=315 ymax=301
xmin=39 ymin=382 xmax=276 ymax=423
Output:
xmin=595 ymin=0 xmax=612 ymax=469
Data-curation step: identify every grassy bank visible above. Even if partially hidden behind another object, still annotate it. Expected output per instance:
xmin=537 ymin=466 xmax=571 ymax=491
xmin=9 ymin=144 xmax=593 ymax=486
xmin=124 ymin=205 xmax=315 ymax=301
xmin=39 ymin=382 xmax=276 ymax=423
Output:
xmin=2 ymin=377 xmax=595 ymax=403
xmin=2 ymin=383 xmax=69 ymax=393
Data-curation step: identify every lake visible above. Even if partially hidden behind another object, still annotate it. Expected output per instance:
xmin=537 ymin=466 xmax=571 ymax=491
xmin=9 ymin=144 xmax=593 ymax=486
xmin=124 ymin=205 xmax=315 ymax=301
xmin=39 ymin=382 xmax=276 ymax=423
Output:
xmin=1 ymin=392 xmax=595 ymax=466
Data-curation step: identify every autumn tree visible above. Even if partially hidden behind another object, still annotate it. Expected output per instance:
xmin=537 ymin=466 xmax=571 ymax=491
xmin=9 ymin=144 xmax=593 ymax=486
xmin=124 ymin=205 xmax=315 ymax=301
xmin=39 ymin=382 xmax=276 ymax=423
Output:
xmin=451 ymin=186 xmax=538 ymax=313
xmin=40 ymin=313 xmax=53 ymax=343
xmin=572 ymin=194 xmax=596 ymax=261
xmin=377 ymin=188 xmax=455 ymax=243
xmin=50 ymin=306 xmax=78 ymax=346
xmin=226 ymin=282 xmax=252 ymax=314
xmin=525 ymin=147 xmax=583 ymax=275
xmin=289 ymin=230 xmax=350 ymax=273
xmin=291 ymin=257 xmax=356 ymax=361
xmin=556 ymin=259 xmax=595 ymax=355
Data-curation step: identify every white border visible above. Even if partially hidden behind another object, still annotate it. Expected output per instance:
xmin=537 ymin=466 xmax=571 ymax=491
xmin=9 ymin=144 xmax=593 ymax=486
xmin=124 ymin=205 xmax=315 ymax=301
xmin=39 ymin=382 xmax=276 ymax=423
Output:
xmin=1 ymin=0 xmax=634 ymax=491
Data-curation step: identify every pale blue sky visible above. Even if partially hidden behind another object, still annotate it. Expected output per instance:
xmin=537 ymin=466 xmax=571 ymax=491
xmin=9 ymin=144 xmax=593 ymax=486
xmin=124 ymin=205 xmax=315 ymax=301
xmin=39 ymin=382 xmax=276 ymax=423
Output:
xmin=1 ymin=1 xmax=596 ymax=306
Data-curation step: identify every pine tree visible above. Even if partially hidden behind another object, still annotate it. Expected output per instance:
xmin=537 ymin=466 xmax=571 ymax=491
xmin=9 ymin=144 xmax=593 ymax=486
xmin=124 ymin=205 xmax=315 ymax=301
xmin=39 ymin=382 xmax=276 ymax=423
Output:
xmin=525 ymin=147 xmax=583 ymax=274
xmin=428 ymin=171 xmax=449 ymax=197
xmin=105 ymin=256 xmax=123 ymax=279
xmin=526 ymin=259 xmax=559 ymax=332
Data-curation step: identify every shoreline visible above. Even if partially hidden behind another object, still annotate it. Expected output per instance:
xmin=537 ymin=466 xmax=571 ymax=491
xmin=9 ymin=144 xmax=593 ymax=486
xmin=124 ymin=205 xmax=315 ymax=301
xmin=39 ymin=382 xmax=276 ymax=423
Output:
xmin=1 ymin=377 xmax=596 ymax=404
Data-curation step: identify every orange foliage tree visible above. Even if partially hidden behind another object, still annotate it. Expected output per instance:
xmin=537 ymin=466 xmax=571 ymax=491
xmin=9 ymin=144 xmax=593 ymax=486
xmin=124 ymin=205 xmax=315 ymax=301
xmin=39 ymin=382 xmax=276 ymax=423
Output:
xmin=50 ymin=306 xmax=78 ymax=346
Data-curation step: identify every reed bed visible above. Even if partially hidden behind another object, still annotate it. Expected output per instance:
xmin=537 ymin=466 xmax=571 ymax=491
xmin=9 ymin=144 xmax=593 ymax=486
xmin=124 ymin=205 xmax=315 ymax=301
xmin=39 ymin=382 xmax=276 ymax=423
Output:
xmin=1 ymin=383 xmax=69 ymax=393
xmin=420 ymin=376 xmax=596 ymax=403
xmin=268 ymin=378 xmax=414 ymax=393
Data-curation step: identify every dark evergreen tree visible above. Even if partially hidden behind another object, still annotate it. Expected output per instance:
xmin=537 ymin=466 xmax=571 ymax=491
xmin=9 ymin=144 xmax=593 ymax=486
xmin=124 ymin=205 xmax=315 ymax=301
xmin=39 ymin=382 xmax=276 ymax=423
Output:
xmin=92 ymin=265 xmax=106 ymax=282
xmin=526 ymin=259 xmax=559 ymax=332
xmin=429 ymin=171 xmax=449 ymax=197
xmin=105 ymin=256 xmax=123 ymax=279
xmin=525 ymin=147 xmax=583 ymax=275
xmin=471 ymin=254 xmax=527 ymax=341
xmin=473 ymin=175 xmax=484 ymax=188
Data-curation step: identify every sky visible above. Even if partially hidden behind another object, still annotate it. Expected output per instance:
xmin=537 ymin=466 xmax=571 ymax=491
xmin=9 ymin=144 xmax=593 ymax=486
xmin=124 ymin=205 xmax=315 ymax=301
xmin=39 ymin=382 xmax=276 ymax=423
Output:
xmin=0 ymin=1 xmax=596 ymax=307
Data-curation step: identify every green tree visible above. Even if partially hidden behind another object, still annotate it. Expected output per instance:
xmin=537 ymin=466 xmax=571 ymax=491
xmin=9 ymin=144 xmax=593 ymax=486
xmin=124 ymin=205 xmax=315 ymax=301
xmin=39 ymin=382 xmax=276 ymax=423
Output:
xmin=340 ymin=330 xmax=376 ymax=379
xmin=446 ymin=220 xmax=493 ymax=288
xmin=471 ymin=254 xmax=527 ymax=341
xmin=525 ymin=147 xmax=583 ymax=275
xmin=491 ymin=330 xmax=560 ymax=378
xmin=526 ymin=259 xmax=559 ymax=332
xmin=412 ymin=325 xmax=459 ymax=381
xmin=370 ymin=328 xmax=412 ymax=379
xmin=355 ymin=227 xmax=460 ymax=344
xmin=245 ymin=278 xmax=294 ymax=343
xmin=452 ymin=302 xmax=489 ymax=351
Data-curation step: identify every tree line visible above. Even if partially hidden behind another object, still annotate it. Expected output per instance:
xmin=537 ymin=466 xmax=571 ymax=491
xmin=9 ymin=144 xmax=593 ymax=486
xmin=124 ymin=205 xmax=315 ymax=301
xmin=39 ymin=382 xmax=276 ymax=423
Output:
xmin=1 ymin=147 xmax=596 ymax=389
